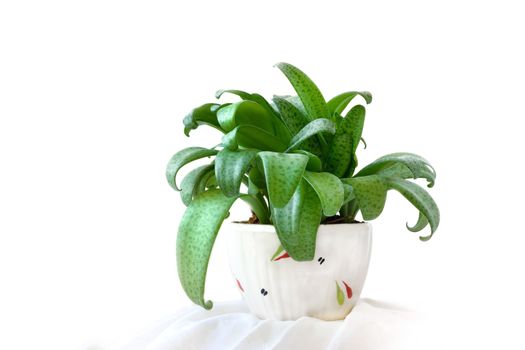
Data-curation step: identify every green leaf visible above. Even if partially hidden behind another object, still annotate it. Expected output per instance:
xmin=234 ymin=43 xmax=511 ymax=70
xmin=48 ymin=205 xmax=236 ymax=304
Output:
xmin=327 ymin=91 xmax=372 ymax=115
xmin=385 ymin=178 xmax=440 ymax=241
xmin=286 ymin=118 xmax=336 ymax=152
xmin=407 ymin=211 xmax=429 ymax=233
xmin=272 ymin=95 xmax=310 ymax=134
xmin=275 ymin=62 xmax=330 ymax=120
xmin=198 ymin=168 xmax=216 ymax=191
xmin=239 ymin=193 xmax=270 ymax=224
xmin=381 ymin=163 xmax=436 ymax=190
xmin=284 ymin=95 xmax=308 ymax=116
xmin=215 ymin=149 xmax=258 ymax=197
xmin=345 ymin=105 xmax=367 ymax=176
xmin=336 ymin=282 xmax=345 ymax=305
xmin=342 ymin=184 xmax=355 ymax=205
xmin=180 ymin=164 xmax=214 ymax=206
xmin=177 ymin=190 xmax=237 ymax=309
xmin=324 ymin=115 xmax=352 ymax=177
xmin=272 ymin=179 xmax=322 ymax=260
xmin=216 ymin=100 xmax=290 ymax=142
xmin=216 ymin=89 xmax=278 ymax=118
xmin=325 ymin=106 xmax=365 ymax=177
xmin=270 ymin=245 xmax=285 ymax=261
xmin=346 ymin=105 xmax=366 ymax=151
xmin=357 ymin=153 xmax=436 ymax=187
xmin=303 ymin=171 xmax=344 ymax=216
xmin=247 ymin=175 xmax=258 ymax=195
xmin=222 ymin=125 xmax=288 ymax=152
xmin=203 ymin=173 xmax=218 ymax=189
xmin=248 ymin=165 xmax=266 ymax=190
xmin=292 ymin=150 xmax=322 ymax=172
xmin=342 ymin=175 xmax=387 ymax=220
xmin=183 ymin=103 xmax=223 ymax=136
xmin=258 ymin=151 xmax=309 ymax=208
xmin=166 ymin=147 xmax=218 ymax=191
xmin=273 ymin=95 xmax=322 ymax=155
xmin=216 ymin=89 xmax=251 ymax=100
xmin=360 ymin=137 xmax=367 ymax=149
xmin=217 ymin=100 xmax=275 ymax=133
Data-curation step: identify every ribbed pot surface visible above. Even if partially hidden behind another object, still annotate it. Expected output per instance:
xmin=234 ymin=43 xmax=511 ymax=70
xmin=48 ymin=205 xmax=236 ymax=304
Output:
xmin=226 ymin=223 xmax=372 ymax=321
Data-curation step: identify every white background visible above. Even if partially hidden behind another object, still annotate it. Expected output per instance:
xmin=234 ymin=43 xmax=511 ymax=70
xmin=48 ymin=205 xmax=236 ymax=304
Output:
xmin=1 ymin=1 xmax=524 ymax=349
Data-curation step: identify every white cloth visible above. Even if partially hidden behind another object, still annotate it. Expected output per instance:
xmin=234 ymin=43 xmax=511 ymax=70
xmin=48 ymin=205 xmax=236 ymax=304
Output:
xmin=114 ymin=299 xmax=434 ymax=350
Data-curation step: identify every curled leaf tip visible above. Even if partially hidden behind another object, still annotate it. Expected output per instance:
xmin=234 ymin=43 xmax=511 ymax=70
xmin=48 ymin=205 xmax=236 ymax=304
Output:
xmin=360 ymin=137 xmax=367 ymax=149
xmin=203 ymin=300 xmax=213 ymax=310
xmin=419 ymin=233 xmax=433 ymax=242
xmin=406 ymin=221 xmax=422 ymax=232
xmin=363 ymin=91 xmax=373 ymax=104
xmin=406 ymin=211 xmax=429 ymax=233
xmin=215 ymin=89 xmax=225 ymax=99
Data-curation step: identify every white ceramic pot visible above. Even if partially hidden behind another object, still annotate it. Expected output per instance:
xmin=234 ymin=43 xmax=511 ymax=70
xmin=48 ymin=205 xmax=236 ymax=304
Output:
xmin=226 ymin=223 xmax=372 ymax=321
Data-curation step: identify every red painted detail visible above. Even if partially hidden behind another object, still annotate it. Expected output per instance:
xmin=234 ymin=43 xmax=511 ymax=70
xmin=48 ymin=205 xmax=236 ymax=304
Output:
xmin=236 ymin=279 xmax=244 ymax=292
xmin=274 ymin=252 xmax=290 ymax=261
xmin=342 ymin=281 xmax=353 ymax=299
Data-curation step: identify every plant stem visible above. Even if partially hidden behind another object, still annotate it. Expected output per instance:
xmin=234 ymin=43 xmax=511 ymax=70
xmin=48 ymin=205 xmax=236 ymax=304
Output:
xmin=340 ymin=199 xmax=359 ymax=221
xmin=347 ymin=199 xmax=359 ymax=219
xmin=240 ymin=193 xmax=270 ymax=224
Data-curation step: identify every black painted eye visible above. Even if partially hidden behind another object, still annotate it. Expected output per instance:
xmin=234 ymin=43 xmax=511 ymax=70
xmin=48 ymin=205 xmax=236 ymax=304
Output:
xmin=260 ymin=288 xmax=268 ymax=296
xmin=318 ymin=257 xmax=325 ymax=265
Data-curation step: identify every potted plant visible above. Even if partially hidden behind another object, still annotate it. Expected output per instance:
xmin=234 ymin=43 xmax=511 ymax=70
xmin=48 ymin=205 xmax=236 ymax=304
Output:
xmin=166 ymin=63 xmax=439 ymax=321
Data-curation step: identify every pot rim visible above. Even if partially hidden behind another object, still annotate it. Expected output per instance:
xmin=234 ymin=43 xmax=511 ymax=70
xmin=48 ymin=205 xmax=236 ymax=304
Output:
xmin=225 ymin=221 xmax=372 ymax=233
